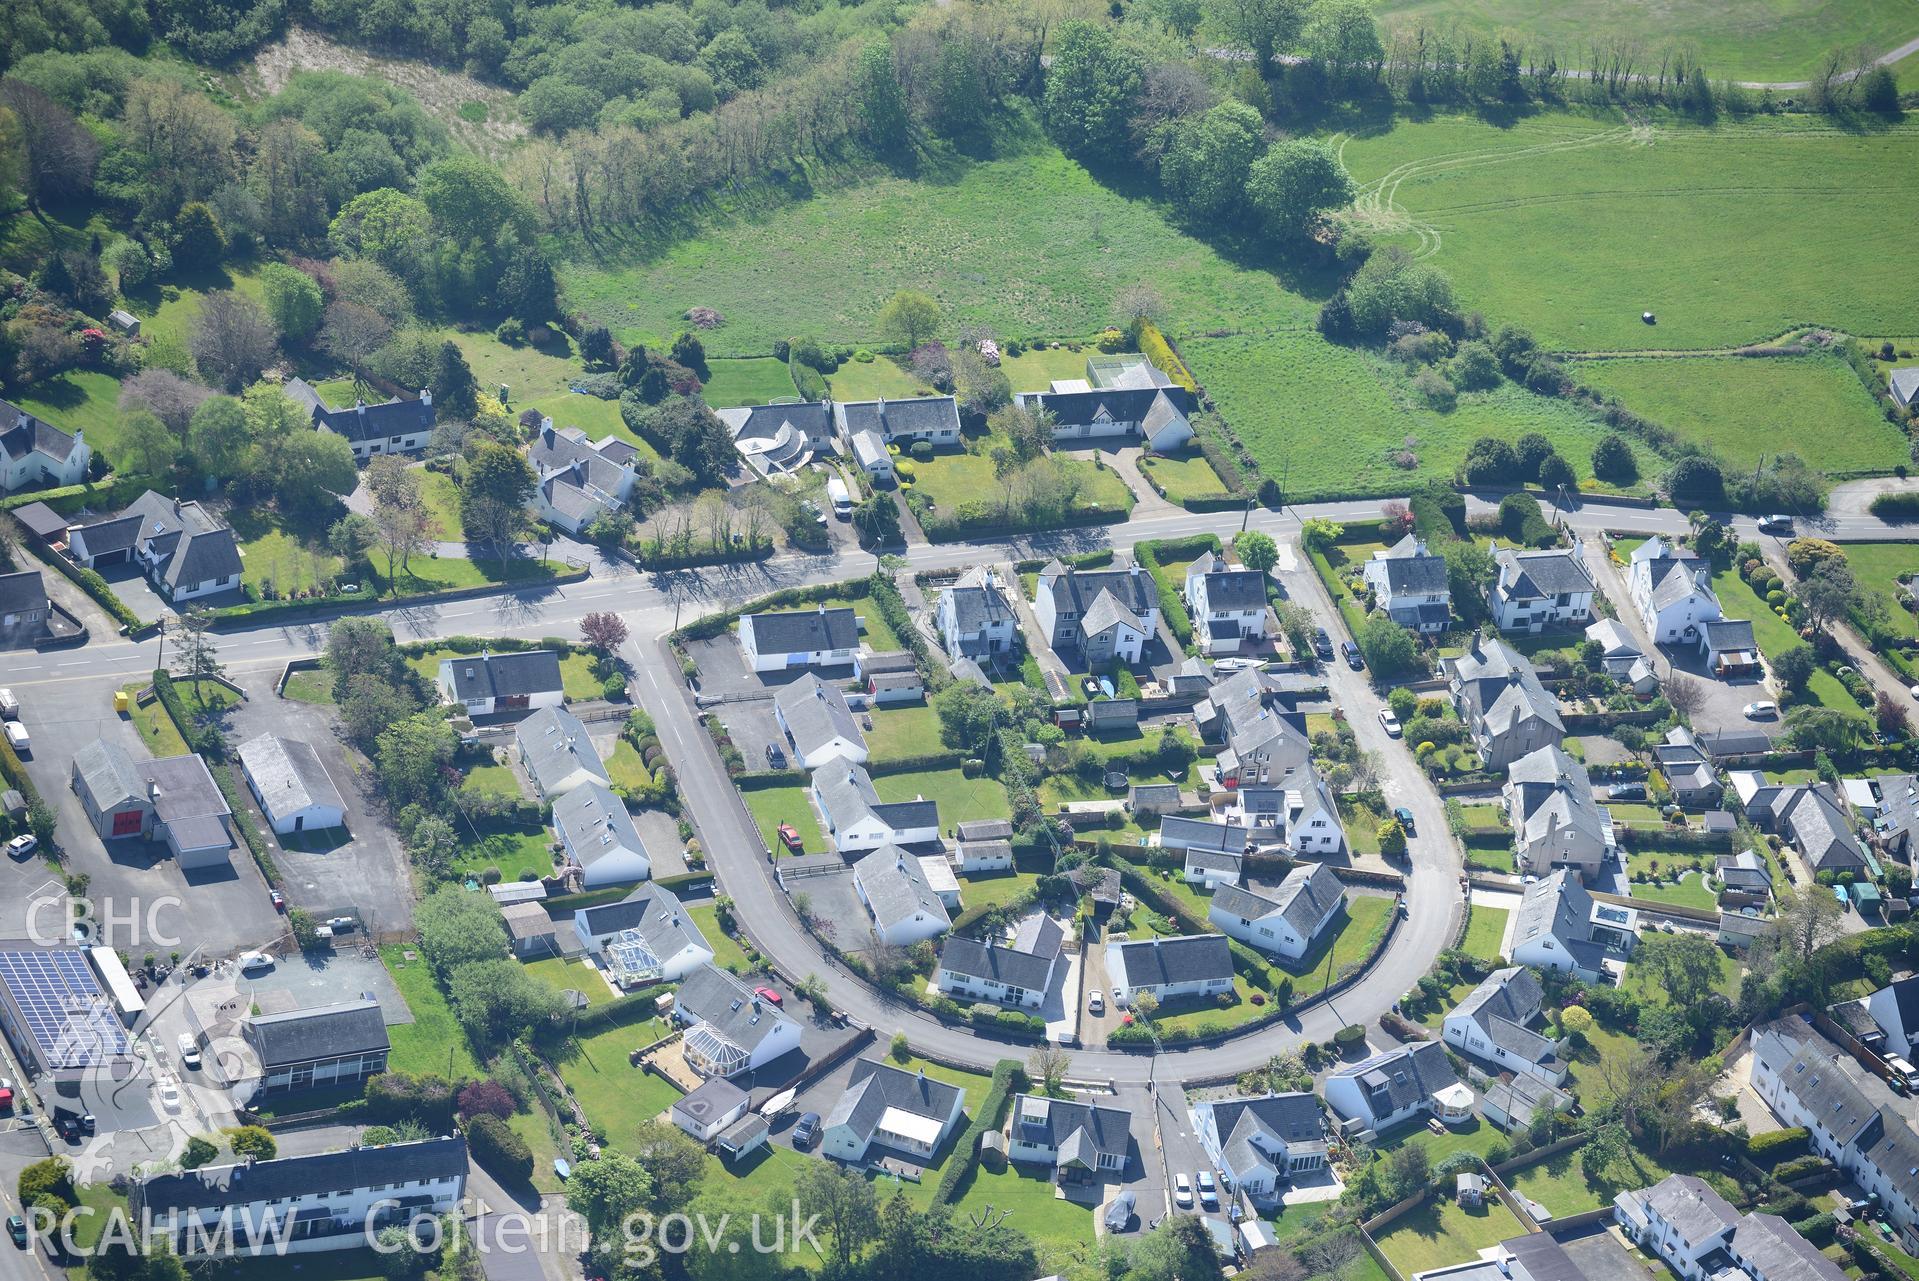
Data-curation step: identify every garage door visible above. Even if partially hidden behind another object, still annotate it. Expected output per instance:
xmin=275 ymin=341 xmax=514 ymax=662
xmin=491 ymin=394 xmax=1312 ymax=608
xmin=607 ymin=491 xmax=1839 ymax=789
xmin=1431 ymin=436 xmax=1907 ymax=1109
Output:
xmin=499 ymin=694 xmax=530 ymax=710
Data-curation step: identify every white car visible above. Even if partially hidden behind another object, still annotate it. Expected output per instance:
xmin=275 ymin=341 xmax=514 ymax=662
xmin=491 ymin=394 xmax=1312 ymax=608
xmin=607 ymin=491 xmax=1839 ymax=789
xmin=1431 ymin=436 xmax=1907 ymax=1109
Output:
xmin=5 ymin=835 xmax=35 ymax=859
xmin=237 ymin=951 xmax=274 ymax=974
xmin=1758 ymin=514 xmax=1794 ymax=534
xmin=177 ymin=1033 xmax=201 ymax=1071
xmin=1087 ymin=990 xmax=1105 ymax=1015
xmin=1378 ymin=707 xmax=1403 ymax=737
xmin=1909 ymin=685 xmax=1919 ymax=700
xmin=2 ymin=722 xmax=26 ymax=753
xmin=158 ymin=1082 xmax=180 ymax=1112
xmin=1743 ymin=701 xmax=1780 ymax=719
xmin=1174 ymin=1173 xmax=1193 ymax=1208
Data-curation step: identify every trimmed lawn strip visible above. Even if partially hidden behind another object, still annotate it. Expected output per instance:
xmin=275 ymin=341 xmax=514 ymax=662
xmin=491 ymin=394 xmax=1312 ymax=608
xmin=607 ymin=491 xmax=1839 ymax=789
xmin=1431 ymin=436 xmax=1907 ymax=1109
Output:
xmin=282 ymin=669 xmax=336 ymax=704
xmin=872 ymin=769 xmax=1011 ymax=823
xmin=1708 ymin=562 xmax=1854 ymax=712
xmin=557 ymin=1014 xmax=684 ymax=1144
xmin=461 ymin=763 xmax=522 ymax=799
xmin=1138 ymin=450 xmax=1231 ymax=503
xmin=866 ymin=703 xmax=940 ymax=762
xmin=1281 ymin=895 xmax=1395 ymax=1001
xmin=1374 ymin=1196 xmax=1528 ymax=1275
xmin=702 ymin=356 xmax=805 ymax=407
xmin=1464 ymin=904 xmax=1509 ymax=960
xmin=452 ymin=826 xmax=553 ymax=883
xmin=525 ymin=956 xmax=613 ymax=1004
xmin=951 ymin=1162 xmax=1095 ymax=1275
xmin=1843 ymin=543 xmax=1919 ymax=640
xmin=686 ymin=903 xmax=753 ymax=975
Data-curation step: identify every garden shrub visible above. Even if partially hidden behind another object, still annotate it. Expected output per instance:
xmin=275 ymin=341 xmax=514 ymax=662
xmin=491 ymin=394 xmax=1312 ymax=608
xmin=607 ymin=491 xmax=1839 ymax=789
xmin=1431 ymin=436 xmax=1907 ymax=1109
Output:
xmin=1747 ymin=1127 xmax=1808 ymax=1162
xmin=466 ymin=1114 xmax=534 ymax=1184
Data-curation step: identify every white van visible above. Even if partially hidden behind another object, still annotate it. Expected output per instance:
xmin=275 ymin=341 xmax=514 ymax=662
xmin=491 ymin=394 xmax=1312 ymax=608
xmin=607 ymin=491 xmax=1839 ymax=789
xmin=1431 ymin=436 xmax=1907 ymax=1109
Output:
xmin=0 ymin=689 xmax=18 ymax=721
xmin=826 ymin=477 xmax=853 ymax=519
xmin=1889 ymin=1054 xmax=1918 ymax=1088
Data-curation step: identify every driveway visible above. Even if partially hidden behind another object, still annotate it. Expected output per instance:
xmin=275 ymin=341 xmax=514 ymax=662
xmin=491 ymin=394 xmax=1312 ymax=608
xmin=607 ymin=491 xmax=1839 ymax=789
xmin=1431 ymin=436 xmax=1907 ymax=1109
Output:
xmin=1095 ymin=447 xmax=1183 ymax=521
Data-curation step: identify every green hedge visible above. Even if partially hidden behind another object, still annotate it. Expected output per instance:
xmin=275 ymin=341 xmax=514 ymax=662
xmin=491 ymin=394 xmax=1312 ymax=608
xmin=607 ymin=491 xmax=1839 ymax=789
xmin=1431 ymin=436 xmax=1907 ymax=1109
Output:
xmin=0 ymin=476 xmax=140 ymax=514
xmin=868 ymin=574 xmax=945 ymax=693
xmin=654 ymin=871 xmax=715 ymax=892
xmin=867 ymin=752 xmax=966 ymax=776
xmin=933 ymin=1060 xmax=1026 ymax=1206
xmin=1136 ymin=534 xmax=1221 ymax=649
xmin=1771 ymin=1154 xmax=1828 ymax=1182
xmin=152 ymin=671 xmax=225 ymax=760
xmin=737 ymin=770 xmax=808 ymax=790
xmin=1870 ymin=492 xmax=1919 ymax=521
xmin=674 ymin=578 xmax=873 ymax=643
xmin=1746 ymin=1127 xmax=1808 ymax=1162
xmin=542 ymin=982 xmax=670 ymax=1041
xmin=210 ymin=568 xmax=589 ymax=626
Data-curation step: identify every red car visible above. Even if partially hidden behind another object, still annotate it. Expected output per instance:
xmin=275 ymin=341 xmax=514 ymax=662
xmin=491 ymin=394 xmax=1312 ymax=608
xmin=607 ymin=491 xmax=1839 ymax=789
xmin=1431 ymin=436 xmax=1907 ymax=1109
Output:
xmin=270 ymin=890 xmax=286 ymax=913
xmin=755 ymin=987 xmax=784 ymax=1007
xmin=776 ymin=823 xmax=803 ymax=854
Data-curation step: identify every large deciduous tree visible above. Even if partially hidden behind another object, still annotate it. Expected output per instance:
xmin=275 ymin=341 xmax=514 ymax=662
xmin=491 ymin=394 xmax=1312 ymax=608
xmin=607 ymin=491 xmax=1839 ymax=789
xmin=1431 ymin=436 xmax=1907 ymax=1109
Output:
xmin=1041 ymin=22 xmax=1144 ymax=165
xmin=1245 ymin=138 xmax=1354 ymax=237
xmin=189 ymin=291 xmax=279 ymax=392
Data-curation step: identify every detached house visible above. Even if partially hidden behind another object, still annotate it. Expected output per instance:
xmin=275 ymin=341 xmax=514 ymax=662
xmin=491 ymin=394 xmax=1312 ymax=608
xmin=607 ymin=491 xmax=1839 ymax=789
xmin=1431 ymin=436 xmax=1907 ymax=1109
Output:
xmin=1105 ymin=934 xmax=1232 ymax=1008
xmin=1007 ymin=1094 xmax=1130 ymax=1180
xmin=1614 ymin=1173 xmax=1847 ymax=1281
xmin=739 ymin=607 xmax=859 ymax=673
xmin=1490 ymin=544 xmax=1595 ymax=634
xmin=773 ymin=674 xmax=868 ymax=769
xmin=852 ymin=845 xmax=952 ymax=946
xmin=1209 ymin=863 xmax=1345 ymax=961
xmin=933 ymin=916 xmax=1064 ymax=1010
xmin=1183 ymin=848 xmax=1242 ymax=889
xmin=1629 ymin=537 xmax=1721 ymax=646
xmin=1362 ymin=535 xmax=1450 ymax=634
xmin=0 ymin=400 xmax=89 ymax=493
xmin=67 ymin=491 xmax=242 ymax=602
xmin=1183 ymin=552 xmax=1267 ymax=654
xmin=1014 ymin=385 xmax=1195 ymax=453
xmin=937 ymin=567 xmax=1017 ymax=659
xmin=573 ymin=884 xmax=712 ymax=983
xmin=286 ymin=379 xmax=435 ymax=459
xmin=834 ymin=396 xmax=961 ymax=481
xmin=1891 ymin=367 xmax=1919 ymax=412
xmin=0 ymin=571 xmax=50 ymax=647
xmin=813 ymin=763 xmax=939 ymax=854
xmin=1509 ymin=870 xmax=1637 ymax=981
xmin=1157 ymin=815 xmax=1250 ymax=860
xmin=671 ymin=964 xmax=803 ymax=1079
xmin=516 ymin=705 xmax=608 ymax=799
xmin=1653 ymin=727 xmax=1721 ymax=806
xmin=1324 ymin=1042 xmax=1472 ymax=1137
xmin=236 ymin=735 xmax=345 ymax=835
xmin=528 ymin=419 xmax=640 ymax=535
xmin=1442 ymin=966 xmax=1568 ymax=1085
xmin=1034 ymin=560 xmax=1159 ymax=664
xmin=1445 ymin=635 xmax=1565 ymax=772
xmin=1585 ymin=618 xmax=1658 ymax=693
xmin=822 ymin=1058 xmax=967 ymax=1164
xmin=553 ymin=782 xmax=651 ymax=887
xmin=1867 ymin=976 xmax=1919 ymax=1061
xmin=242 ymin=999 xmax=389 ymax=1097
xmin=1191 ymin=1093 xmax=1328 ymax=1204
xmin=1747 ymin=781 xmax=1870 ymax=876
xmin=438 ymin=649 xmax=564 ymax=716
xmin=1505 ymin=744 xmax=1615 ymax=879
xmin=1699 ymin=617 xmax=1761 ymax=679
xmin=717 ymin=401 xmax=833 ymax=477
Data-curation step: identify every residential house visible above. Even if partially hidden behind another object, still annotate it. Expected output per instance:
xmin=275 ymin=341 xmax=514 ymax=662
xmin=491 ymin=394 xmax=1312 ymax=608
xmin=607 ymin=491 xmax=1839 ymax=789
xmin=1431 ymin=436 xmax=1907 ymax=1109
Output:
xmin=1629 ymin=537 xmax=1721 ymax=646
xmin=1442 ymin=966 xmax=1568 ymax=1085
xmin=1183 ymin=552 xmax=1267 ymax=654
xmin=67 ymin=491 xmax=242 ymax=601
xmin=938 ymin=567 xmax=1017 ymax=659
xmin=1445 ymin=635 xmax=1565 ymax=772
xmin=1196 ymin=669 xmax=1345 ymax=848
xmin=573 ymin=884 xmax=713 ymax=983
xmin=515 ymin=705 xmax=609 ymax=799
xmin=1748 ymin=782 xmax=1870 ymax=876
xmin=528 ymin=419 xmax=640 ymax=534
xmin=1489 ymin=544 xmax=1595 ymax=633
xmin=1208 ymin=863 xmax=1345 ymax=961
xmin=835 ymin=396 xmax=961 ymax=481
xmin=1105 ymin=934 xmax=1232 ymax=1008
xmin=1323 ymin=1042 xmax=1472 ymax=1137
xmin=1190 ymin=1093 xmax=1328 ymax=1204
xmin=1654 ymin=727 xmax=1722 ymax=806
xmin=1867 ymin=977 xmax=1919 ymax=1062
xmin=1614 ymin=1173 xmax=1847 ymax=1281
xmin=852 ymin=845 xmax=951 ymax=946
xmin=1033 ymin=561 xmax=1160 ymax=664
xmin=133 ymin=1138 xmax=467 ymax=1258
xmin=1362 ymin=535 xmax=1451 ymax=634
xmin=673 ymin=1077 xmax=751 ymax=1144
xmin=822 ymin=1058 xmax=967 ymax=1163
xmin=1716 ymin=849 xmax=1773 ymax=906
xmin=1509 ymin=869 xmax=1638 ymax=981
xmin=717 ymin=401 xmax=833 ymax=477
xmin=1584 ymin=619 xmax=1658 ymax=693
xmin=285 ymin=379 xmax=435 ymax=459
xmin=1504 ymin=744 xmax=1616 ymax=879
xmin=1857 ymin=774 xmax=1919 ymax=861
xmin=235 ymin=735 xmax=345 ymax=835
xmin=812 ymin=762 xmax=940 ymax=854
xmin=1699 ymin=618 xmax=1761 ymax=679
xmin=671 ymin=964 xmax=803 ymax=1079
xmin=242 ymin=999 xmax=389 ymax=1096
xmin=1183 ymin=848 xmax=1243 ymax=889
xmin=0 ymin=571 xmax=49 ymax=647
xmin=438 ymin=649 xmax=564 ymax=717
xmin=1891 ymin=367 xmax=1919 ymax=412
xmin=1414 ymin=1235 xmax=1607 ymax=1281
xmin=773 ymin=674 xmax=868 ymax=769
xmin=1480 ymin=1074 xmax=1574 ymax=1135
xmin=739 ymin=607 xmax=859 ymax=673
xmin=1158 ymin=815 xmax=1250 ymax=860
xmin=933 ymin=917 xmax=1064 ymax=1010
xmin=552 ymin=782 xmax=651 ymax=887
xmin=0 ymin=400 xmax=89 ymax=493
xmin=1006 ymin=1094 xmax=1131 ymax=1180
xmin=71 ymin=740 xmax=232 ymax=869
xmin=1013 ymin=385 xmax=1195 ymax=453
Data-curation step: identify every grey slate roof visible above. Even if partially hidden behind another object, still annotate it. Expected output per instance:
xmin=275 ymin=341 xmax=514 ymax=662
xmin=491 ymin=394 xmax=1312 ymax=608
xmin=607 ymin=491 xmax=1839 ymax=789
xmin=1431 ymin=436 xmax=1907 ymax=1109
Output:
xmin=815 ymin=762 xmax=938 ymax=835
xmin=1183 ymin=848 xmax=1242 ymax=876
xmin=1716 ymin=848 xmax=1772 ymax=892
xmin=674 ymin=963 xmax=798 ymax=1055
xmin=0 ymin=570 xmax=46 ymax=613
xmin=1494 ymin=547 xmax=1594 ymax=600
xmin=1511 ymin=870 xmax=1613 ymax=972
xmin=1892 ymin=367 xmax=1919 ymax=405
xmin=1451 ymin=966 xmax=1559 ymax=1068
xmin=75 ymin=742 xmax=231 ymax=850
xmin=743 ymin=607 xmax=858 ymax=656
xmin=73 ymin=740 xmax=148 ymax=812
xmin=1195 ymin=564 xmax=1267 ymax=611
xmin=1210 ymin=1093 xmax=1324 ymax=1178
xmin=1371 ymin=535 xmax=1448 ymax=594
xmin=939 ymin=935 xmax=1055 ymax=992
xmin=1767 ymin=1037 xmax=1880 ymax=1148
xmin=236 ymin=735 xmax=344 ymax=822
xmin=162 ymin=524 xmax=242 ymax=589
xmin=955 ymin=818 xmax=1014 ymax=842
xmin=1081 ymin=591 xmax=1144 ymax=640
xmin=722 ymin=401 xmax=832 ymax=454
xmin=1111 ymin=934 xmax=1232 ymax=990
xmin=1268 ymin=863 xmax=1345 ymax=936
xmin=1450 ymin=636 xmax=1565 ymax=741
xmin=10 ymin=501 xmax=66 ymax=540
xmin=0 ymin=400 xmax=80 ymax=463
xmin=854 ymin=845 xmax=951 ymax=933
xmin=1330 ymin=1041 xmax=1458 ymax=1120
xmin=576 ymin=883 xmax=707 ymax=957
xmin=1858 ymin=1106 xmax=1919 ymax=1227
xmin=287 ymin=380 xmax=435 ymax=443
xmin=1011 ymin=1093 xmax=1129 ymax=1164
xmin=674 ymin=1075 xmax=748 ymax=1127
xmin=552 ymin=782 xmax=646 ymax=871
xmin=1585 ymin=618 xmax=1642 ymax=657
xmin=1038 ymin=563 xmax=1157 ymax=626
xmin=1701 ymin=617 xmax=1757 ymax=652
xmin=1019 ymin=385 xmax=1194 ymax=428
xmin=516 ymin=706 xmax=609 ymax=794
xmin=1639 ymin=1174 xmax=1740 ymax=1246
xmin=1132 ymin=783 xmax=1182 ymax=808
xmin=1782 ymin=784 xmax=1867 ymax=872
xmin=945 ymin=567 xmax=1015 ymax=634
xmin=1508 ymin=744 xmax=1611 ymax=853
xmin=1731 ymin=1213 xmax=1848 ymax=1281
xmin=1159 ymin=816 xmax=1250 ymax=856
xmin=774 ymin=674 xmax=865 ymax=760
xmin=444 ymin=649 xmax=564 ymax=703
xmin=247 ymin=998 xmax=388 ymax=1068
xmin=860 ymin=650 xmax=917 ymax=676
xmin=836 ymin=395 xmax=961 ymax=442
xmin=825 ymin=1057 xmax=964 ymax=1148
xmin=137 ymin=1138 xmax=466 ymax=1216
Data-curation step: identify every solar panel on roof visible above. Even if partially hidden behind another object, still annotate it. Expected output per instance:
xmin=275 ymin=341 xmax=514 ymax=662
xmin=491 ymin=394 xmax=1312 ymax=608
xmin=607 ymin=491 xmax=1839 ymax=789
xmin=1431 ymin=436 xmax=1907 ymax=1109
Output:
xmin=0 ymin=949 xmax=130 ymax=1068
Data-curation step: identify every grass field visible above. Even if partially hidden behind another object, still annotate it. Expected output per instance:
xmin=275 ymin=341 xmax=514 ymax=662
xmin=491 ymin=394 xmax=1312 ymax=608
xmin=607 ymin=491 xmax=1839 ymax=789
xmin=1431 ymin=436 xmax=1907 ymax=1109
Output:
xmin=1574 ymin=354 xmax=1905 ymax=474
xmin=1372 ymin=0 xmax=1919 ymax=82
xmin=1186 ymin=330 xmax=1637 ymax=500
xmin=1842 ymin=543 xmax=1919 ymax=638
xmin=866 ymin=702 xmax=939 ymax=761
xmin=558 ymin=143 xmax=1317 ymax=356
xmin=1335 ymin=113 xmax=1919 ymax=353
xmin=420 ymin=469 xmax=464 ymax=540
xmin=908 ymin=438 xmax=1135 ymax=525
xmin=1503 ymin=1139 xmax=1739 ymax=1217
xmin=557 ymin=1014 xmax=685 ymax=1142
xmin=10 ymin=371 xmax=128 ymax=468
xmin=382 ymin=944 xmax=482 ymax=1079
xmin=702 ymin=356 xmax=801 ymax=406
xmin=282 ymin=669 xmax=335 ymax=704
xmin=828 ymin=355 xmax=937 ymax=401
xmin=1374 ymin=1196 xmax=1528 ymax=1275
xmin=686 ymin=903 xmax=753 ymax=974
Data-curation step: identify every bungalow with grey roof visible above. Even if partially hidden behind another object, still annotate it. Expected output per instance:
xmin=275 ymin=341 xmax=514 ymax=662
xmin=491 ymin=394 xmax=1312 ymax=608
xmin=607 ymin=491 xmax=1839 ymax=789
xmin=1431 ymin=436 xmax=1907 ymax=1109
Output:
xmin=285 ymin=378 xmax=435 ymax=458
xmin=773 ymin=674 xmax=867 ymax=768
xmin=823 ymin=1058 xmax=967 ymax=1163
xmin=515 ymin=705 xmax=608 ymax=799
xmin=1105 ymin=934 xmax=1232 ymax=1007
xmin=933 ymin=916 xmax=1064 ymax=1009
xmin=853 ymin=845 xmax=951 ymax=946
xmin=574 ymin=883 xmax=712 ymax=983
xmin=1442 ymin=966 xmax=1567 ymax=1085
xmin=1324 ymin=1042 xmax=1472 ymax=1136
xmin=67 ymin=491 xmax=242 ymax=601
xmin=813 ymin=762 xmax=939 ymax=854
xmin=528 ymin=419 xmax=641 ymax=534
xmin=739 ymin=606 xmax=859 ymax=673
xmin=1157 ymin=815 xmax=1249 ymax=858
xmin=672 ymin=964 xmax=802 ymax=1079
xmin=717 ymin=401 xmax=833 ymax=477
xmin=834 ymin=396 xmax=960 ymax=481
xmin=1183 ymin=847 xmax=1242 ymax=889
xmin=439 ymin=649 xmax=564 ymax=716
xmin=1751 ymin=782 xmax=1869 ymax=876
xmin=1014 ymin=385 xmax=1194 ymax=453
xmin=1209 ymin=863 xmax=1344 ymax=960
xmin=1007 ymin=1093 xmax=1131 ymax=1179
xmin=1891 ymin=367 xmax=1919 ymax=412
xmin=553 ymin=781 xmax=650 ymax=887
xmin=1190 ymin=1093 xmax=1327 ymax=1204
xmin=242 ymin=998 xmax=389 ymax=1096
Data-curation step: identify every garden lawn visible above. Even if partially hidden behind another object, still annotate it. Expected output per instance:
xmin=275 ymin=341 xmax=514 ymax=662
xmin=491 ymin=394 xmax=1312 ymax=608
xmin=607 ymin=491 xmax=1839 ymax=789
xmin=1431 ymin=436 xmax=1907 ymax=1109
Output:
xmin=1710 ymin=561 xmax=1854 ymax=712
xmin=1463 ymin=904 xmax=1509 ymax=960
xmin=907 ymin=439 xmax=1134 ymax=531
xmin=773 ymin=593 xmax=904 ymax=653
xmin=1374 ymin=1114 xmax=1507 ymax=1166
xmin=742 ymin=783 xmax=824 ymax=855
xmin=1374 ymin=1196 xmax=1529 ymax=1276
xmin=873 ymin=769 xmax=1011 ymax=822
xmin=1574 ymin=354 xmax=1905 ymax=476
xmin=827 ymin=356 xmax=937 ymax=401
xmin=558 ymin=1014 xmax=685 ymax=1142
xmin=1620 ymin=944 xmax=1741 ymax=1002
xmin=437 ymin=328 xmax=662 ymax=465
xmin=1153 ymin=975 xmax=1273 ymax=1037
xmin=1334 ymin=113 xmax=1919 ymax=353
xmin=1281 ymin=895 xmax=1395 ymax=1000
xmin=124 ymin=683 xmax=189 ymax=757
xmin=1371 ymin=0 xmax=1918 ymax=84
xmin=10 ymin=371 xmax=128 ymax=468
xmin=1187 ymin=331 xmax=1637 ymax=501
xmin=420 ymin=469 xmax=464 ymax=540
xmin=1000 ymin=344 xmax=1112 ymax=392
xmin=606 ymin=740 xmax=651 ymax=791
xmin=702 ymin=357 xmax=803 ymax=407
xmin=1843 ymin=544 xmax=1919 ymax=639
xmin=686 ymin=904 xmax=752 ymax=974
xmin=957 ymin=870 xmax=1041 ymax=913
xmin=525 ymin=956 xmax=613 ymax=1004
xmin=951 ymin=1162 xmax=1095 ymax=1276
xmin=370 ymin=554 xmax=566 ymax=596
xmin=866 ymin=703 xmax=939 ymax=762
xmin=1138 ymin=450 xmax=1231 ymax=503
xmin=452 ymin=826 xmax=553 ymax=882
xmin=460 ymin=762 xmax=522 ymax=799
xmin=382 ymin=945 xmax=481 ymax=1079
xmin=559 ymin=144 xmax=1315 ymax=356
xmin=282 ymin=669 xmax=335 ymax=704
xmin=1503 ymin=1140 xmax=1739 ymax=1218
xmin=237 ymin=524 xmax=342 ymax=597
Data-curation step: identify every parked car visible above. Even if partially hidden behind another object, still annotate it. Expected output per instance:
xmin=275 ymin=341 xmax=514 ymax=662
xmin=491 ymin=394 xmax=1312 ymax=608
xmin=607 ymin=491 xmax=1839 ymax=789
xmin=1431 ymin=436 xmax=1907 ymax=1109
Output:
xmin=0 ymin=1081 xmax=14 ymax=1112
xmin=765 ymin=741 xmax=787 ymax=768
xmin=238 ymin=951 xmax=274 ymax=974
xmin=1341 ymin=640 xmax=1364 ymax=670
xmin=754 ymin=986 xmax=784 ymax=1007
xmin=1393 ymin=806 xmax=1416 ymax=833
xmin=1196 ymin=1171 xmax=1219 ymax=1210
xmin=1174 ymin=1174 xmax=1193 ymax=1208
xmin=6 ymin=834 xmax=35 ymax=859
xmin=1758 ymin=514 xmax=1794 ymax=534
xmin=1743 ymin=700 xmax=1779 ymax=719
xmin=1312 ymin=628 xmax=1334 ymax=660
xmin=792 ymin=1112 xmax=821 ymax=1148
xmin=1088 ymin=989 xmax=1105 ymax=1015
xmin=1607 ymin=782 xmax=1647 ymax=800
xmin=8 ymin=1215 xmax=26 ymax=1247
xmin=1377 ymin=707 xmax=1402 ymax=736
xmin=0 ymin=689 xmax=17 ymax=720
xmin=1104 ymin=1190 xmax=1136 ymax=1233
xmin=777 ymin=823 xmax=804 ymax=854
xmin=177 ymin=1033 xmax=201 ymax=1070
xmin=3 ymin=721 xmax=27 ymax=754
xmin=158 ymin=1081 xmax=181 ymax=1112
xmin=270 ymin=890 xmax=286 ymax=913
